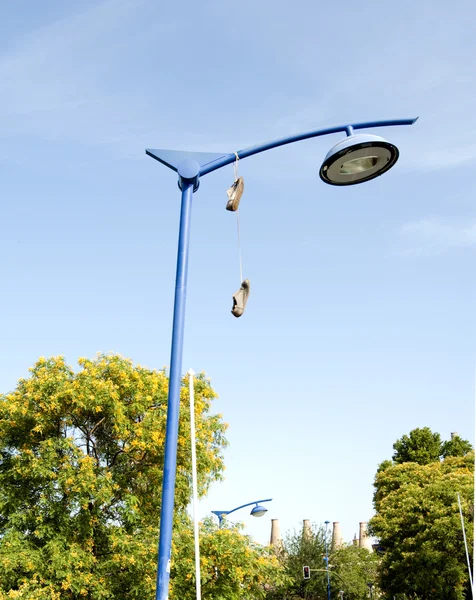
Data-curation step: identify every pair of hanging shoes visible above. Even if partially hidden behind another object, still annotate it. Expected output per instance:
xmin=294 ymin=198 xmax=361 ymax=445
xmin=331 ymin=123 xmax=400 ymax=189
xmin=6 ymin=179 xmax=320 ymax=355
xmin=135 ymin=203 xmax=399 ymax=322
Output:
xmin=227 ymin=172 xmax=249 ymax=316
xmin=226 ymin=176 xmax=244 ymax=212
xmin=231 ymin=279 xmax=250 ymax=318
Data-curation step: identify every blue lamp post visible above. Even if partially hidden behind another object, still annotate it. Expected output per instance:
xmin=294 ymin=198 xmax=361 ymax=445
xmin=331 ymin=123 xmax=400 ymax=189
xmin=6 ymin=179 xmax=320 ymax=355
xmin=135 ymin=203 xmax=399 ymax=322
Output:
xmin=212 ymin=498 xmax=272 ymax=526
xmin=325 ymin=520 xmax=331 ymax=600
xmin=146 ymin=117 xmax=417 ymax=600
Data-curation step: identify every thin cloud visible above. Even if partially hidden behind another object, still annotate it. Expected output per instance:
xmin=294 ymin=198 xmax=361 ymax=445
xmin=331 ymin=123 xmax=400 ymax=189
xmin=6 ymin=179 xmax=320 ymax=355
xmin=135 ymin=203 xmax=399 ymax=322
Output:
xmin=400 ymin=218 xmax=476 ymax=254
xmin=402 ymin=128 xmax=476 ymax=172
xmin=0 ymin=0 xmax=175 ymax=153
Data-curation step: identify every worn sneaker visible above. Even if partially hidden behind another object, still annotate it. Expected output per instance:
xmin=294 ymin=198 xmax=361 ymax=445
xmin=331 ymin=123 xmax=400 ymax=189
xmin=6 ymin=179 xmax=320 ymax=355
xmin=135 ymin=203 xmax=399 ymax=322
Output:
xmin=231 ymin=279 xmax=250 ymax=318
xmin=226 ymin=177 xmax=244 ymax=211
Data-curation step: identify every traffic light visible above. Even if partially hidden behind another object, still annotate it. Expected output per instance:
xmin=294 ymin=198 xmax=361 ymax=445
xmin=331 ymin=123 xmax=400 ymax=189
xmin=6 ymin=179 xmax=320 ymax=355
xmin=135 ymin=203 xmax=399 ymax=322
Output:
xmin=303 ymin=566 xmax=311 ymax=579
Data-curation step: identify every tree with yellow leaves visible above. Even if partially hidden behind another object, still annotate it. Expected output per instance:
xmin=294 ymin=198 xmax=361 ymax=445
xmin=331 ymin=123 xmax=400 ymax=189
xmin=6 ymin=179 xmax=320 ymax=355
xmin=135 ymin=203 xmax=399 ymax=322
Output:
xmin=0 ymin=354 xmax=227 ymax=599
xmin=171 ymin=517 xmax=289 ymax=600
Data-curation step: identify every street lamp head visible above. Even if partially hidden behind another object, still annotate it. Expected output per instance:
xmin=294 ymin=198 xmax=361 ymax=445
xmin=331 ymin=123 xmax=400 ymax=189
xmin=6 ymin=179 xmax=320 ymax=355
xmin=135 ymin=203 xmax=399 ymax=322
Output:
xmin=319 ymin=133 xmax=399 ymax=186
xmin=250 ymin=503 xmax=268 ymax=518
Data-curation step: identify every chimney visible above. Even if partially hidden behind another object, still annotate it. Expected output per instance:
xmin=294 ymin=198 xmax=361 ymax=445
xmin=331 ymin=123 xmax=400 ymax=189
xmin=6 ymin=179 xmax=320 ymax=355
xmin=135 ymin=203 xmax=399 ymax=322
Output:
xmin=303 ymin=519 xmax=312 ymax=541
xmin=332 ymin=522 xmax=344 ymax=550
xmin=353 ymin=533 xmax=358 ymax=546
xmin=359 ymin=522 xmax=372 ymax=551
xmin=270 ymin=519 xmax=282 ymax=548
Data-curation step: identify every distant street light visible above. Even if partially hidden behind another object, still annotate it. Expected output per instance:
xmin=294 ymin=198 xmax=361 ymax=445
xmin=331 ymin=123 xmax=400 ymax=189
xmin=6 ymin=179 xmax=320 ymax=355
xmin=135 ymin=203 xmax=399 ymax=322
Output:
xmin=325 ymin=520 xmax=331 ymax=600
xmin=212 ymin=498 xmax=272 ymax=526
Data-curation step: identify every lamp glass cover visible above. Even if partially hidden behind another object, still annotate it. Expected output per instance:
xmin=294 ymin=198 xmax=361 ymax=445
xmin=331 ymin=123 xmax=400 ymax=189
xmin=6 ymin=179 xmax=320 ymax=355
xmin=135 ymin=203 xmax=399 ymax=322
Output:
xmin=250 ymin=505 xmax=267 ymax=517
xmin=339 ymin=156 xmax=379 ymax=174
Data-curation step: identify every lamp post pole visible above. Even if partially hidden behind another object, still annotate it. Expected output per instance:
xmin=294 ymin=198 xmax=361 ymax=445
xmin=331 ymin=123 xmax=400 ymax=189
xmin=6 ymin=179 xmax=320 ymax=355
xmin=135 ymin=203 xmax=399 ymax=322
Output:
xmin=325 ymin=520 xmax=331 ymax=600
xmin=154 ymin=175 xmax=196 ymax=600
xmin=146 ymin=117 xmax=418 ymax=600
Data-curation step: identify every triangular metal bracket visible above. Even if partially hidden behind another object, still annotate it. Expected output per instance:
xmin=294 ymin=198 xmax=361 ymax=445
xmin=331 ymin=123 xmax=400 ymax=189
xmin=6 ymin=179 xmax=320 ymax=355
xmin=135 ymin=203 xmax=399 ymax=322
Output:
xmin=146 ymin=148 xmax=229 ymax=173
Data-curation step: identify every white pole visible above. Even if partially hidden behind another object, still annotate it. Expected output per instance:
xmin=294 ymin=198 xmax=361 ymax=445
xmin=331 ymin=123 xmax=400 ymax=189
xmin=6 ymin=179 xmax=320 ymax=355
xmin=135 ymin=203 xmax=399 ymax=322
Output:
xmin=188 ymin=369 xmax=201 ymax=600
xmin=473 ymin=365 xmax=476 ymax=590
xmin=457 ymin=492 xmax=473 ymax=594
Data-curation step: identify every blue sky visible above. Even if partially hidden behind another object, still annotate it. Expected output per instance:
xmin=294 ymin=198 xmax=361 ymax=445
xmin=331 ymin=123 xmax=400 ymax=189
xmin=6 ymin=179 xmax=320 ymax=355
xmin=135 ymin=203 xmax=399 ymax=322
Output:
xmin=0 ymin=0 xmax=474 ymax=546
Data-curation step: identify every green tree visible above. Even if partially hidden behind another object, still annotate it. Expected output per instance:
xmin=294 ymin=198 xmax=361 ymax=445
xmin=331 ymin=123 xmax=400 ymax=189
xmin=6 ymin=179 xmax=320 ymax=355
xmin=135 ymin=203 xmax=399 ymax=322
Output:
xmin=442 ymin=434 xmax=473 ymax=459
xmin=369 ymin=453 xmax=474 ymax=600
xmin=392 ymin=427 xmax=442 ymax=465
xmin=267 ymin=522 xmax=328 ymax=599
xmin=391 ymin=428 xmax=472 ymax=467
xmin=171 ymin=517 xmax=289 ymax=600
xmin=0 ymin=354 xmax=228 ymax=599
xmin=330 ymin=544 xmax=380 ymax=600
xmin=268 ymin=524 xmax=380 ymax=600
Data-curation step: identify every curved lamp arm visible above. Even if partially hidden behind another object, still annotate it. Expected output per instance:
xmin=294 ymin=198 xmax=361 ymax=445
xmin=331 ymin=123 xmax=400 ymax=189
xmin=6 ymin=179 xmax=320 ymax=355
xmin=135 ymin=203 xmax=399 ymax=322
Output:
xmin=146 ymin=117 xmax=418 ymax=179
xmin=200 ymin=118 xmax=418 ymax=176
xmin=212 ymin=498 xmax=272 ymax=524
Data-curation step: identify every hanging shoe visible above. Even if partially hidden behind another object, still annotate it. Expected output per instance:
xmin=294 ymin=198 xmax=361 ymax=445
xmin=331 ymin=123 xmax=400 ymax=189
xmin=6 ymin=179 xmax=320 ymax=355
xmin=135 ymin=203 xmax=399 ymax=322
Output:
xmin=226 ymin=176 xmax=244 ymax=212
xmin=231 ymin=279 xmax=250 ymax=318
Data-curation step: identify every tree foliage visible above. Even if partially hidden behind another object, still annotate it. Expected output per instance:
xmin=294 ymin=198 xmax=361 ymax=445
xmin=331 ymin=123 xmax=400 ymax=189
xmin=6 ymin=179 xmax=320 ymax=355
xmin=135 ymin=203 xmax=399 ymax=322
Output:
xmin=265 ymin=522 xmax=330 ymax=599
xmin=330 ymin=545 xmax=380 ymax=600
xmin=172 ymin=517 xmax=288 ymax=600
xmin=0 ymin=354 xmax=228 ymax=599
xmin=392 ymin=427 xmax=442 ymax=465
xmin=370 ymin=449 xmax=474 ymax=600
xmin=441 ymin=435 xmax=473 ymax=459
xmin=268 ymin=523 xmax=380 ymax=600
xmin=284 ymin=522 xmax=329 ymax=599
xmin=392 ymin=427 xmax=472 ymax=466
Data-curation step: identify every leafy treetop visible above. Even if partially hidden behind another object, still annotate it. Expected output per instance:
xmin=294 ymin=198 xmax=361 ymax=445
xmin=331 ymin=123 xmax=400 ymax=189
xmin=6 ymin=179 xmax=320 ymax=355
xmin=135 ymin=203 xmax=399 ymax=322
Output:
xmin=391 ymin=427 xmax=472 ymax=466
xmin=171 ymin=517 xmax=289 ymax=600
xmin=371 ymin=427 xmax=473 ymax=600
xmin=0 ymin=354 xmax=228 ymax=599
xmin=392 ymin=427 xmax=442 ymax=465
